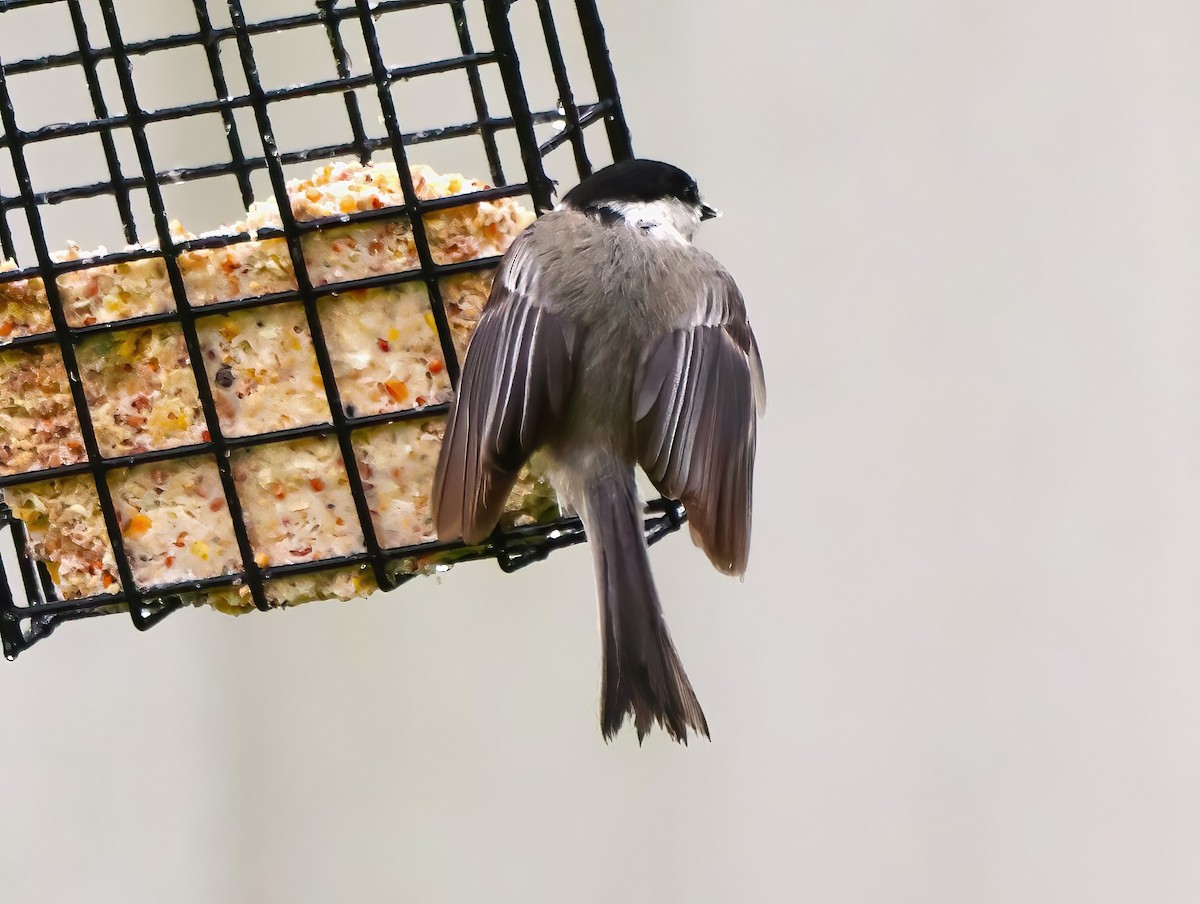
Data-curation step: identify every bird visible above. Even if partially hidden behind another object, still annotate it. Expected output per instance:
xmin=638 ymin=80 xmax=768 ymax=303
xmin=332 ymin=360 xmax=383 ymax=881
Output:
xmin=431 ymin=159 xmax=765 ymax=743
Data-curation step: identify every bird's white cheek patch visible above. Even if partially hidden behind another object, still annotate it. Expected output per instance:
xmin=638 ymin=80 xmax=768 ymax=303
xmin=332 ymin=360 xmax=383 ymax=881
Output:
xmin=638 ymin=221 xmax=690 ymax=247
xmin=608 ymin=199 xmax=697 ymax=245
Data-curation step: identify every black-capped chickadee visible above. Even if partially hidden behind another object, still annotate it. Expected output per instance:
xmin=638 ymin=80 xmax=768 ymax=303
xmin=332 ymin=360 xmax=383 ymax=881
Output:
xmin=432 ymin=159 xmax=765 ymax=743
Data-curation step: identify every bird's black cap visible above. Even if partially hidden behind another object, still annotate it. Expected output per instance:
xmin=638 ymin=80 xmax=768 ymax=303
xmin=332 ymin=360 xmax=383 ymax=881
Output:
xmin=562 ymin=159 xmax=702 ymax=211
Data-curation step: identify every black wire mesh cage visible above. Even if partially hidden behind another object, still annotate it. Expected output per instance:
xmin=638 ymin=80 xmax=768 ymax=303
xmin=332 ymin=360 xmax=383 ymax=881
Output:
xmin=0 ymin=0 xmax=686 ymax=659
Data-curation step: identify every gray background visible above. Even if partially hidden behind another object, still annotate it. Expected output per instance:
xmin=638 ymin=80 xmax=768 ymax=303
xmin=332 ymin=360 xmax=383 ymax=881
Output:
xmin=3 ymin=0 xmax=1200 ymax=901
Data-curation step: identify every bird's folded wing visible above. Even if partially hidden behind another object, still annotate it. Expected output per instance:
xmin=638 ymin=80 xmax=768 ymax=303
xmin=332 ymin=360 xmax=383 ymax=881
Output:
xmin=433 ymin=233 xmax=578 ymax=544
xmin=635 ymin=265 xmax=765 ymax=575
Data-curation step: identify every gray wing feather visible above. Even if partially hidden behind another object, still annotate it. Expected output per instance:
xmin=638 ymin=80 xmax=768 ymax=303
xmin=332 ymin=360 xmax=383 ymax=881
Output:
xmin=433 ymin=234 xmax=576 ymax=544
xmin=636 ymin=267 xmax=763 ymax=575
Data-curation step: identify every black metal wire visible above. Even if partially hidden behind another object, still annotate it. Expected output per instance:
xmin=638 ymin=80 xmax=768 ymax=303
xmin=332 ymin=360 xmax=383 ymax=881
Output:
xmin=351 ymin=0 xmax=463 ymax=392
xmin=4 ymin=505 xmax=49 ymax=617
xmin=451 ymin=0 xmax=505 ymax=188
xmin=534 ymin=0 xmax=591 ymax=179
xmin=574 ymin=0 xmax=634 ymax=162
xmin=0 ymin=62 xmax=148 ymax=624
xmin=0 ymin=248 xmax=515 ymax=366
xmin=484 ymin=0 xmax=554 ymax=212
xmin=6 ymin=53 xmax=498 ymax=148
xmin=226 ymin=0 xmax=393 ymax=594
xmin=0 ymin=498 xmax=687 ymax=632
xmin=65 ymin=0 xmax=139 ymax=246
xmin=0 ymin=1 xmax=453 ymax=78
xmin=192 ymin=0 xmax=255 ymax=210
xmin=0 ymin=0 xmax=664 ymax=658
xmin=0 ymin=203 xmax=14 ymax=260
xmin=0 ymin=184 xmax=534 ymax=283
xmin=0 ymin=519 xmax=19 ymax=658
xmin=96 ymin=0 xmax=270 ymax=614
xmin=317 ymin=0 xmax=372 ymax=166
xmin=0 ymin=105 xmax=584 ymax=218
xmin=0 ymin=1 xmax=63 ymax=11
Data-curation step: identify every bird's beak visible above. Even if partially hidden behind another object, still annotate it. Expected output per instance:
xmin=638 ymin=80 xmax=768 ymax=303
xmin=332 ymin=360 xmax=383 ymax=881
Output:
xmin=700 ymin=202 xmax=721 ymax=221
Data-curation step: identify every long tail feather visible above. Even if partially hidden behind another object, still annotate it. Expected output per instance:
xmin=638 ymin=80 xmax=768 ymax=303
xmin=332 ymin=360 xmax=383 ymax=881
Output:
xmin=584 ymin=471 xmax=709 ymax=744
